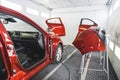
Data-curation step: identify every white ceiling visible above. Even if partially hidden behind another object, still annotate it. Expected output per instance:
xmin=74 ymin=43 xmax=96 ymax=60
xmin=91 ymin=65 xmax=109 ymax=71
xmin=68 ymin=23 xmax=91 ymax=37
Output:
xmin=31 ymin=0 xmax=110 ymax=10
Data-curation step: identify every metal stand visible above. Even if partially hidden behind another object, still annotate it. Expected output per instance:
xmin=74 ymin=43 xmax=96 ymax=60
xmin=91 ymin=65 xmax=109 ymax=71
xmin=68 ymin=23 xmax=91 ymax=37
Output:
xmin=79 ymin=51 xmax=109 ymax=80
xmin=79 ymin=53 xmax=92 ymax=80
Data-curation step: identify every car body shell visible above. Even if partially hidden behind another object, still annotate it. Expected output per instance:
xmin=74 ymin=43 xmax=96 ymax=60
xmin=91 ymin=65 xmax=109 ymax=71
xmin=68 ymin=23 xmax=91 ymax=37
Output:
xmin=0 ymin=6 xmax=63 ymax=80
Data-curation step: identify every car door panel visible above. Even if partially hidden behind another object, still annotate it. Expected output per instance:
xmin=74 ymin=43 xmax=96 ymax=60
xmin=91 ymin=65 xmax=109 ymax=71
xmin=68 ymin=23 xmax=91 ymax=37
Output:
xmin=46 ymin=17 xmax=66 ymax=36
xmin=78 ymin=18 xmax=98 ymax=33
xmin=73 ymin=18 xmax=105 ymax=55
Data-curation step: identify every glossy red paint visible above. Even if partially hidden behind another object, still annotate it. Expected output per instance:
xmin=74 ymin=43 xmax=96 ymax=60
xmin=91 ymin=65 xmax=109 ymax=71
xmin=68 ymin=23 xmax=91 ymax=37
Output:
xmin=73 ymin=18 xmax=106 ymax=55
xmin=73 ymin=29 xmax=106 ymax=55
xmin=46 ymin=17 xmax=66 ymax=36
xmin=78 ymin=18 xmax=98 ymax=33
xmin=0 ymin=6 xmax=63 ymax=80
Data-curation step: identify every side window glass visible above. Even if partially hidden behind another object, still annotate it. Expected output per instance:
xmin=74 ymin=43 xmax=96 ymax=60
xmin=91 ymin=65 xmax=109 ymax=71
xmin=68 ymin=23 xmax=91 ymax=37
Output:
xmin=47 ymin=18 xmax=61 ymax=24
xmin=82 ymin=19 xmax=94 ymax=25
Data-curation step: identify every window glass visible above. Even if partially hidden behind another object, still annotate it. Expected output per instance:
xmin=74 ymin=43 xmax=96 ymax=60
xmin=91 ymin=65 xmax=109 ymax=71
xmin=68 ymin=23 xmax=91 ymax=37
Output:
xmin=1 ymin=17 xmax=38 ymax=32
xmin=47 ymin=18 xmax=61 ymax=24
xmin=82 ymin=19 xmax=94 ymax=25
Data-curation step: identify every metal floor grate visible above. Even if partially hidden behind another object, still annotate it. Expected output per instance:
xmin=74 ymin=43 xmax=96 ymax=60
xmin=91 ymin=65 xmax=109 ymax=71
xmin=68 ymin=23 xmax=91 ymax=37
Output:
xmin=85 ymin=52 xmax=119 ymax=80
xmin=31 ymin=45 xmax=119 ymax=80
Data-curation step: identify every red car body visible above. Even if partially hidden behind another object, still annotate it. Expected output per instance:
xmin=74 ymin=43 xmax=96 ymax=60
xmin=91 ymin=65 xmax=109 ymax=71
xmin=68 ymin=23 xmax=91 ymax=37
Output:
xmin=0 ymin=6 xmax=63 ymax=80
xmin=73 ymin=18 xmax=106 ymax=55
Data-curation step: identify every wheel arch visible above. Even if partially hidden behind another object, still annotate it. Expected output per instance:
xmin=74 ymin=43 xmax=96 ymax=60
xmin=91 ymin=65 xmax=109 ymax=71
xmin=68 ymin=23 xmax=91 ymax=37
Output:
xmin=50 ymin=37 xmax=63 ymax=62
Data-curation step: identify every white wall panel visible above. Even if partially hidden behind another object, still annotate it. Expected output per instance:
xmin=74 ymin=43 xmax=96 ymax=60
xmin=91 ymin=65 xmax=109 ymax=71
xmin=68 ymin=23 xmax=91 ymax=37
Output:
xmin=51 ymin=6 xmax=108 ymax=45
xmin=107 ymin=0 xmax=120 ymax=79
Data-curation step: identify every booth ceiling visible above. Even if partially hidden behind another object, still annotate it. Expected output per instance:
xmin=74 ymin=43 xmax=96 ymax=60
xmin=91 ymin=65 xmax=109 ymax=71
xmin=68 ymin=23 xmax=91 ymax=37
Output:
xmin=31 ymin=0 xmax=111 ymax=9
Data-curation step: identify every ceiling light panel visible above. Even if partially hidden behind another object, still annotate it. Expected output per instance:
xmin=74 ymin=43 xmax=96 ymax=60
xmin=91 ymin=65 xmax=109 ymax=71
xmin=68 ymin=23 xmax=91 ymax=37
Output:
xmin=90 ymin=0 xmax=108 ymax=5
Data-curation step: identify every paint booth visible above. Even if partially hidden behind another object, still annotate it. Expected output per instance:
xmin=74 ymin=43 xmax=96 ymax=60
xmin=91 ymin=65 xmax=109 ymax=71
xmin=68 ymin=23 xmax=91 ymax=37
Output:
xmin=0 ymin=0 xmax=120 ymax=80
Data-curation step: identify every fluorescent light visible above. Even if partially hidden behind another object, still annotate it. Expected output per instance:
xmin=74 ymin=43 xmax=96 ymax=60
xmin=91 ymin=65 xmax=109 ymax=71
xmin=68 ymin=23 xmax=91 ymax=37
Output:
xmin=106 ymin=38 xmax=109 ymax=45
xmin=41 ymin=12 xmax=49 ymax=18
xmin=113 ymin=0 xmax=120 ymax=11
xmin=109 ymin=41 xmax=120 ymax=60
xmin=109 ymin=40 xmax=114 ymax=51
xmin=109 ymin=0 xmax=120 ymax=16
xmin=1 ymin=0 xmax=22 ymax=11
xmin=109 ymin=8 xmax=113 ymax=16
xmin=44 ymin=0 xmax=49 ymax=3
xmin=115 ymin=45 xmax=120 ymax=60
xmin=26 ymin=7 xmax=39 ymax=16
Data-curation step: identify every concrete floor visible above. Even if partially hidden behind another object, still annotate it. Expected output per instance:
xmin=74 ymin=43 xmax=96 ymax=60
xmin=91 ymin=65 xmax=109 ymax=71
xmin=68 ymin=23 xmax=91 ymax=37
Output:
xmin=31 ymin=45 xmax=118 ymax=80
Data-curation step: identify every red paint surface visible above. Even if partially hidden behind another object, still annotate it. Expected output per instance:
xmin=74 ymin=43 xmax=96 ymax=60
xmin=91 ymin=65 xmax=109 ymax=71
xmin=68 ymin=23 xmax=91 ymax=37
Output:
xmin=46 ymin=17 xmax=66 ymax=36
xmin=78 ymin=18 xmax=98 ymax=33
xmin=73 ymin=29 xmax=105 ymax=55
xmin=73 ymin=18 xmax=105 ymax=55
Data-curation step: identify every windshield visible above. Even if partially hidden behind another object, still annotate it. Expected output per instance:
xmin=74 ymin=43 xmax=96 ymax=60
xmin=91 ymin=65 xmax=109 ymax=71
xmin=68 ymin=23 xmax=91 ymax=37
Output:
xmin=0 ymin=13 xmax=38 ymax=32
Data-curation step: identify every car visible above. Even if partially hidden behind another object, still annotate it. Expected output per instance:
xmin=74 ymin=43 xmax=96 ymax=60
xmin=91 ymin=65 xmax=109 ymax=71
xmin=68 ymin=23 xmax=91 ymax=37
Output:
xmin=0 ymin=6 xmax=63 ymax=80
xmin=73 ymin=18 xmax=106 ymax=55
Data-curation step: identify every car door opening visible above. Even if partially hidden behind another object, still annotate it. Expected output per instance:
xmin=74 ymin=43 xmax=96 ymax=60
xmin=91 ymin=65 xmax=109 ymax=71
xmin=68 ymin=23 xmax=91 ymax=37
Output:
xmin=11 ymin=31 xmax=46 ymax=69
xmin=0 ymin=14 xmax=46 ymax=69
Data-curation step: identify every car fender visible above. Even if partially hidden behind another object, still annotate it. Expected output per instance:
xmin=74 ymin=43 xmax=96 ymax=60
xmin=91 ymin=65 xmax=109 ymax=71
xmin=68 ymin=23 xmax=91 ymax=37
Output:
xmin=49 ymin=34 xmax=63 ymax=61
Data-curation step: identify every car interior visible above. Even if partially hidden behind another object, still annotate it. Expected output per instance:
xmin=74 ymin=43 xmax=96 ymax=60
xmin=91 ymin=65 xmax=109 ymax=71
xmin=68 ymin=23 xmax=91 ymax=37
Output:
xmin=8 ymin=31 xmax=46 ymax=69
xmin=0 ymin=14 xmax=46 ymax=69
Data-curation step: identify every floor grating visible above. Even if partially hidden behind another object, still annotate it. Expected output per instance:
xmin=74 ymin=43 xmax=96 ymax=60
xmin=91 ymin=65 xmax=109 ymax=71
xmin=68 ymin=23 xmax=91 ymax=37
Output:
xmin=31 ymin=45 xmax=119 ymax=80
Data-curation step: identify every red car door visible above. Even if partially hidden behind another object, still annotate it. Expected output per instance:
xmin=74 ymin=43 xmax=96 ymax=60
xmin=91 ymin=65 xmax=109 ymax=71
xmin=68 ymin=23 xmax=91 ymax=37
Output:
xmin=78 ymin=18 xmax=98 ymax=33
xmin=46 ymin=17 xmax=66 ymax=36
xmin=73 ymin=18 xmax=106 ymax=55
